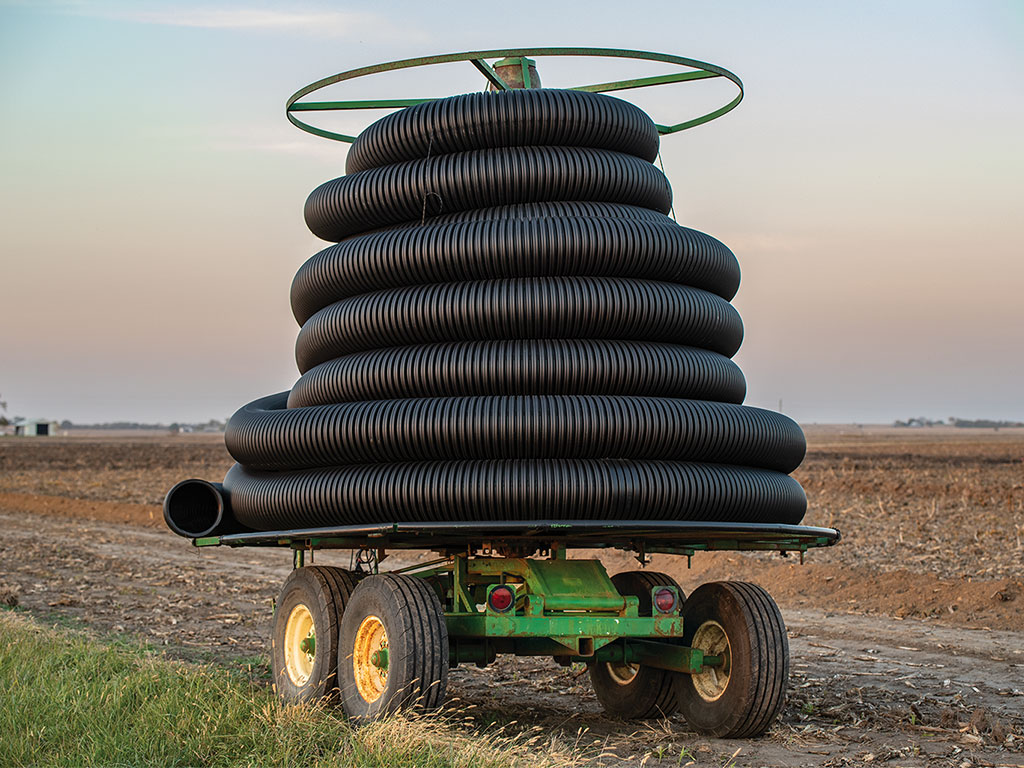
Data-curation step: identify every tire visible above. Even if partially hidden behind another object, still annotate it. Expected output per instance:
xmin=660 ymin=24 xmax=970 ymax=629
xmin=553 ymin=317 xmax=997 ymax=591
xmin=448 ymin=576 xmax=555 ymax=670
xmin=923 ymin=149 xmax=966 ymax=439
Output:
xmin=317 ymin=565 xmax=363 ymax=615
xmin=337 ymin=574 xmax=448 ymax=722
xmin=589 ymin=571 xmax=685 ymax=719
xmin=271 ymin=566 xmax=359 ymax=704
xmin=675 ymin=582 xmax=789 ymax=738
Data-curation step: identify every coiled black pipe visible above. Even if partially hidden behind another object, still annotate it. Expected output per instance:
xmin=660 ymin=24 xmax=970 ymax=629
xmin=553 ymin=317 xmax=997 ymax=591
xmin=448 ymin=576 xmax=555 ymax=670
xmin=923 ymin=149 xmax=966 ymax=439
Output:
xmin=305 ymin=146 xmax=673 ymax=241
xmin=223 ymin=461 xmax=805 ymax=530
xmin=168 ymin=88 xmax=808 ymax=535
xmin=344 ymin=90 xmax=660 ymax=173
xmin=286 ymin=340 xmax=747 ymax=409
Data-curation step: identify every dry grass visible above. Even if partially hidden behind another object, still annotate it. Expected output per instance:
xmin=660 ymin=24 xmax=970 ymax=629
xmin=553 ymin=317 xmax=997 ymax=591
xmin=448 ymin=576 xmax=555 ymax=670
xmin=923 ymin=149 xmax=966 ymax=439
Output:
xmin=0 ymin=609 xmax=592 ymax=768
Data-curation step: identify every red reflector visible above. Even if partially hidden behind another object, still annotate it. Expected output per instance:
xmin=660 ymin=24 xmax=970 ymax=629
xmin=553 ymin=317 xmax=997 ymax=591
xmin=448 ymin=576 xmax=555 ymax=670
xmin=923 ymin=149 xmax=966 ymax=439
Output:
xmin=654 ymin=587 xmax=677 ymax=614
xmin=488 ymin=586 xmax=515 ymax=612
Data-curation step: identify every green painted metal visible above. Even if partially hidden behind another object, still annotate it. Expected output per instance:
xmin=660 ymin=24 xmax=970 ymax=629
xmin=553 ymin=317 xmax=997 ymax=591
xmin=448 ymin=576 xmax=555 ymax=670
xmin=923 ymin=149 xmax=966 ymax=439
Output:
xmin=436 ymin=554 xmax=685 ymax=656
xmin=285 ymin=47 xmax=743 ymax=143
xmin=445 ymin=613 xmax=685 ymax=654
xmin=289 ymin=99 xmax=434 ymax=111
xmin=447 ymin=636 xmax=716 ymax=674
xmin=623 ymin=638 xmax=703 ymax=673
xmin=469 ymin=59 xmax=511 ymax=91
xmin=370 ymin=648 xmax=388 ymax=670
xmin=570 ymin=69 xmax=718 ymax=93
xmin=469 ymin=557 xmax=628 ymax=613
xmin=451 ymin=553 xmax=475 ymax=614
xmin=388 ymin=556 xmax=451 ymax=575
xmin=299 ymin=635 xmax=315 ymax=655
xmin=515 ymin=57 xmax=535 ymax=89
xmin=191 ymin=523 xmax=839 ymax=557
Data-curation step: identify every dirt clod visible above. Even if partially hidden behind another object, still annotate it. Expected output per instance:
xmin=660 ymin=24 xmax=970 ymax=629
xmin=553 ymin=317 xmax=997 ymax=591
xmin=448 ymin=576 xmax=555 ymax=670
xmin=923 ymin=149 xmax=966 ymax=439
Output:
xmin=969 ymin=707 xmax=990 ymax=733
xmin=0 ymin=583 xmax=18 ymax=607
xmin=991 ymin=718 xmax=1007 ymax=744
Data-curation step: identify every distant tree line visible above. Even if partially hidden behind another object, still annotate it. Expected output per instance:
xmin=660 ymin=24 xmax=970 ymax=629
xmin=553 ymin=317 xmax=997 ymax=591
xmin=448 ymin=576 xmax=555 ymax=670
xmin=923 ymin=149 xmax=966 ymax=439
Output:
xmin=893 ymin=417 xmax=944 ymax=427
xmin=60 ymin=419 xmax=227 ymax=432
xmin=894 ymin=417 xmax=1024 ymax=429
xmin=947 ymin=417 xmax=1024 ymax=429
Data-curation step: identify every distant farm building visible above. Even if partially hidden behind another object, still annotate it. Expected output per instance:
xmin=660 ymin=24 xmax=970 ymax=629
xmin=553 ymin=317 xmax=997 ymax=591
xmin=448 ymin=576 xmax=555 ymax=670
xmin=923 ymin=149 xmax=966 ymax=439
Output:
xmin=12 ymin=418 xmax=60 ymax=436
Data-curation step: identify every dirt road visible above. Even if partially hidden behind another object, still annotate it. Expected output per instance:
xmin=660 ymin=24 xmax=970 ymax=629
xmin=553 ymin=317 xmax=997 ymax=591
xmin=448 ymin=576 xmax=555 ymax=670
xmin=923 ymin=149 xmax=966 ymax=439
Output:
xmin=2 ymin=506 xmax=1020 ymax=767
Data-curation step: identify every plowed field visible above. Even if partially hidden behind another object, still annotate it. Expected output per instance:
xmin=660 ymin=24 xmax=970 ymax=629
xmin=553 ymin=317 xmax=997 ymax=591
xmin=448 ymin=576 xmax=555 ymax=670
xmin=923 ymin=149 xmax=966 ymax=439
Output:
xmin=1 ymin=427 xmax=1022 ymax=766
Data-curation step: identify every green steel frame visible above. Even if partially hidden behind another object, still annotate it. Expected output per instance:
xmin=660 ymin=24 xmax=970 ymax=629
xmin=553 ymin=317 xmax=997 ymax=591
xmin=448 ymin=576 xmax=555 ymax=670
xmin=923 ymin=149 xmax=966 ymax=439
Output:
xmin=285 ymin=47 xmax=744 ymax=143
xmin=195 ymin=520 xmax=838 ymax=560
xmin=198 ymin=518 xmax=837 ymax=669
xmin=393 ymin=549 xmax=716 ymax=673
xmin=202 ymin=526 xmax=835 ymax=673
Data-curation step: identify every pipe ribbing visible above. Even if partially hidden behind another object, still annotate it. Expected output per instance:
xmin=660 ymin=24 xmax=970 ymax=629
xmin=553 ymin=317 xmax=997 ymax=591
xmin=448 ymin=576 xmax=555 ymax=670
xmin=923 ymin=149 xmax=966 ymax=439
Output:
xmin=174 ymin=88 xmax=808 ymax=533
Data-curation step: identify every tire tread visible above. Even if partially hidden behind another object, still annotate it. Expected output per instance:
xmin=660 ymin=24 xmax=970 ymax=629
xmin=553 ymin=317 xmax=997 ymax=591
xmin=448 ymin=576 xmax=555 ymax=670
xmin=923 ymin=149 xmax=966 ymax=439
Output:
xmin=337 ymin=573 xmax=448 ymax=721
xmin=589 ymin=570 xmax=683 ymax=719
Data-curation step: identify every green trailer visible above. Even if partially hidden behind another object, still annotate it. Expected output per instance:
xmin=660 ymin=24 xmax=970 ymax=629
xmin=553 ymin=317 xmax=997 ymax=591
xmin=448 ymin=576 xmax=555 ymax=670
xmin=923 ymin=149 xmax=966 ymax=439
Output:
xmin=194 ymin=520 xmax=838 ymax=736
xmin=174 ymin=49 xmax=841 ymax=738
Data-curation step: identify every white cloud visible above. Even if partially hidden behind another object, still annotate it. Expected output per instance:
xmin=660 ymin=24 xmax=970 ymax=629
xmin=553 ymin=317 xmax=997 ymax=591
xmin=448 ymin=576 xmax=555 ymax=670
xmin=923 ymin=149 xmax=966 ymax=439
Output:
xmin=17 ymin=2 xmax=427 ymax=42
xmin=121 ymin=8 xmax=387 ymax=36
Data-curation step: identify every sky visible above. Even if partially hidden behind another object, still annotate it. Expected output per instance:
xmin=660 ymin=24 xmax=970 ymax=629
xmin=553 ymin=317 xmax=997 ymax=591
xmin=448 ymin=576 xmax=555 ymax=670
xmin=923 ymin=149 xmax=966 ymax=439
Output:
xmin=1 ymin=0 xmax=1022 ymax=424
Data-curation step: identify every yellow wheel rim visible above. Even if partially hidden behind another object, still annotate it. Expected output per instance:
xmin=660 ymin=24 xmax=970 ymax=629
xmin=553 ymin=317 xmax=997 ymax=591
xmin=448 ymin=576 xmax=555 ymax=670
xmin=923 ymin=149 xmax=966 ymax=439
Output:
xmin=605 ymin=661 xmax=640 ymax=685
xmin=690 ymin=620 xmax=731 ymax=701
xmin=353 ymin=615 xmax=388 ymax=703
xmin=283 ymin=603 xmax=315 ymax=686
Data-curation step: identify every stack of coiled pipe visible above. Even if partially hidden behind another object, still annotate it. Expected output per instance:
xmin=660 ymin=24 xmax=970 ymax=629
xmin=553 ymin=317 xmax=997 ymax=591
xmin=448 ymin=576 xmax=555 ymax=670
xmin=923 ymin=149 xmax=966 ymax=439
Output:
xmin=164 ymin=88 xmax=807 ymax=538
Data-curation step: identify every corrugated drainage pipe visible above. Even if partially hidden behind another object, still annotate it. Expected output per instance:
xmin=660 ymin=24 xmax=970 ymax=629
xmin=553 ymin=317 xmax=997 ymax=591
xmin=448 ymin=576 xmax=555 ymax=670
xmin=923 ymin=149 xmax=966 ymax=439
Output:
xmin=163 ymin=479 xmax=246 ymax=538
xmin=166 ymin=88 xmax=808 ymax=535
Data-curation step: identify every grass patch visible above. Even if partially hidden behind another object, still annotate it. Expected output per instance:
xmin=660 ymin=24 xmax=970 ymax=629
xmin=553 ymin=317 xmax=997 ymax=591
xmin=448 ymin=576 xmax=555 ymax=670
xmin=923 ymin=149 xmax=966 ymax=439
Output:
xmin=0 ymin=611 xmax=581 ymax=767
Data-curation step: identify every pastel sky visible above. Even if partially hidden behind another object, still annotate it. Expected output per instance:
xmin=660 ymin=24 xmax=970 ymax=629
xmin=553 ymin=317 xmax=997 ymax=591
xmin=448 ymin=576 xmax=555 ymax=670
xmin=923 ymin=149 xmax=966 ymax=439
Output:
xmin=1 ymin=1 xmax=1021 ymax=424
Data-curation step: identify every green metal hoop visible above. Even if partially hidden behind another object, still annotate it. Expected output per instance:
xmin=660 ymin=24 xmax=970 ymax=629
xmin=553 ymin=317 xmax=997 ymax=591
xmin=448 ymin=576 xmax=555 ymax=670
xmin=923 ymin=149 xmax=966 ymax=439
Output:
xmin=286 ymin=47 xmax=743 ymax=144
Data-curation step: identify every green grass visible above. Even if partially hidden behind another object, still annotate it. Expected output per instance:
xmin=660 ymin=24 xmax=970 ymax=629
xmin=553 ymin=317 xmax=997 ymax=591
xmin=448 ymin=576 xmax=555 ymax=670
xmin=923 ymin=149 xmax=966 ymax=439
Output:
xmin=0 ymin=611 xmax=579 ymax=768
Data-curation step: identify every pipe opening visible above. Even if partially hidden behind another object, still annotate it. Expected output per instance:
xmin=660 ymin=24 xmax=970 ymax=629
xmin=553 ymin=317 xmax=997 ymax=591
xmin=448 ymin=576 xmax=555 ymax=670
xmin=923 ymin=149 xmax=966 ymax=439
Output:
xmin=164 ymin=479 xmax=224 ymax=538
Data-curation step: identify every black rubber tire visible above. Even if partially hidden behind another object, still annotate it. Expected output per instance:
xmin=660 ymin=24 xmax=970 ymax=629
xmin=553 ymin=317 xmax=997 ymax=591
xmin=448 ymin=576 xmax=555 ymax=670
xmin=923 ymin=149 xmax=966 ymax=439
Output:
xmin=305 ymin=145 xmax=672 ymax=241
xmin=317 ymin=565 xmax=362 ymax=605
xmin=271 ymin=566 xmax=359 ymax=704
xmin=337 ymin=574 xmax=448 ymax=722
xmin=676 ymin=582 xmax=789 ymax=738
xmin=589 ymin=571 xmax=684 ymax=719
xmin=345 ymin=89 xmax=660 ymax=173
